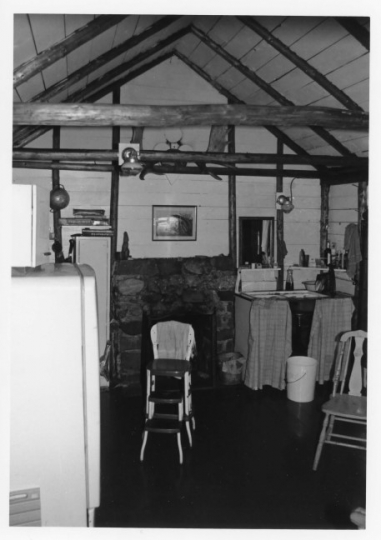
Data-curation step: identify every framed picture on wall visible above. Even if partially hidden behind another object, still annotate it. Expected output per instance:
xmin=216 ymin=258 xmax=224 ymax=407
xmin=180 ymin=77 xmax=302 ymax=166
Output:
xmin=152 ymin=205 xmax=197 ymax=241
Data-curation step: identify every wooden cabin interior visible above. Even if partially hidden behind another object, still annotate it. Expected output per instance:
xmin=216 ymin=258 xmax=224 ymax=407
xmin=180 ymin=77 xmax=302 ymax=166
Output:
xmin=6 ymin=7 xmax=376 ymax=531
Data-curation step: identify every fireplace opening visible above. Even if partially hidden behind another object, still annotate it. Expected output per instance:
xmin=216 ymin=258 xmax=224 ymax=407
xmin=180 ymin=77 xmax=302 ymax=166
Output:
xmin=141 ymin=309 xmax=217 ymax=390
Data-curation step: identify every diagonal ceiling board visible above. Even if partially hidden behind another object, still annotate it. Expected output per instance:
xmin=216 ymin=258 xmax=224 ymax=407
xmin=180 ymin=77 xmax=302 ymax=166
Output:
xmin=190 ymin=27 xmax=354 ymax=157
xmin=238 ymin=16 xmax=364 ymax=113
xmin=14 ymin=15 xmax=129 ymax=88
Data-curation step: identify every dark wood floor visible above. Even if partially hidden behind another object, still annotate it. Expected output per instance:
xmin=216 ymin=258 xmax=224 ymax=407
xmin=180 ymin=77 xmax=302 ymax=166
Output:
xmin=95 ymin=382 xmax=366 ymax=529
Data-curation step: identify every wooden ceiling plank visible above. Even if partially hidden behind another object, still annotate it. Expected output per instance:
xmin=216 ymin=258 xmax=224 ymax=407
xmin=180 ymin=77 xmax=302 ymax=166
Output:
xmin=238 ymin=16 xmax=364 ymax=113
xmin=28 ymin=16 xmax=181 ymax=103
xmin=335 ymin=17 xmax=370 ymax=51
xmin=13 ymin=102 xmax=368 ymax=130
xmin=14 ymin=14 xmax=129 ymax=88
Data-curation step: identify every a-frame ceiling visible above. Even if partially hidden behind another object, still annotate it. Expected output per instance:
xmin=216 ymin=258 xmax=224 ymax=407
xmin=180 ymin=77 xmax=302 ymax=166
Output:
xmin=12 ymin=14 xmax=370 ymax=182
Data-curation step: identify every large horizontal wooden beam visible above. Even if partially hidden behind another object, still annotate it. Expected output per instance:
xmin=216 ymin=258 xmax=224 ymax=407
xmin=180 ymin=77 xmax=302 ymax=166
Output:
xmin=12 ymin=148 xmax=368 ymax=168
xmin=13 ymin=103 xmax=368 ymax=130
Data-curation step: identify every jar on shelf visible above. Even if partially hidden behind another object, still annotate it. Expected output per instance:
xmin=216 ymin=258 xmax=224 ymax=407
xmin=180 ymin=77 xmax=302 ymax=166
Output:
xmin=286 ymin=269 xmax=294 ymax=291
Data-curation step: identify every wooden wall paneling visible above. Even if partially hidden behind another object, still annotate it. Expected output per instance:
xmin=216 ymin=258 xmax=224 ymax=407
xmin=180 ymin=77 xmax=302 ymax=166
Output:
xmin=320 ymin=182 xmax=330 ymax=259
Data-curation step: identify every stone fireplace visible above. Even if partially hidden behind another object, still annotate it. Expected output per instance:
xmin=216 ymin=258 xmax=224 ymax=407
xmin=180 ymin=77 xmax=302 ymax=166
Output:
xmin=111 ymin=255 xmax=237 ymax=391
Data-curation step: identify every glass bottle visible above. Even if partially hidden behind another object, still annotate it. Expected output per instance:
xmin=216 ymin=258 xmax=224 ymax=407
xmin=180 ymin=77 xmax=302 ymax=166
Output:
xmin=285 ymin=269 xmax=294 ymax=291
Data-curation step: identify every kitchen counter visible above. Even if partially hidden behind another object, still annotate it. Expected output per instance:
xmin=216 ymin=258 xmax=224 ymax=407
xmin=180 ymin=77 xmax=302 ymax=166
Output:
xmin=235 ymin=290 xmax=353 ymax=361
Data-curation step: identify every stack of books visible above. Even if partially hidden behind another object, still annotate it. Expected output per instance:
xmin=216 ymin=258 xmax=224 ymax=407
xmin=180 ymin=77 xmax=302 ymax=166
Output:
xmin=59 ymin=209 xmax=114 ymax=236
xmin=59 ymin=208 xmax=110 ymax=226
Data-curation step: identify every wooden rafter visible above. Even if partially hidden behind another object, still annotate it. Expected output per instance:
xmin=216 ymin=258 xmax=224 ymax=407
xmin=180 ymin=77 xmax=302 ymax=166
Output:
xmin=191 ymin=25 xmax=354 ymax=157
xmin=28 ymin=16 xmax=181 ymax=104
xmin=12 ymin=160 xmax=367 ymax=182
xmin=335 ymin=17 xmax=370 ymax=51
xmin=12 ymin=149 xmax=368 ymax=168
xmin=13 ymin=28 xmax=190 ymax=147
xmin=238 ymin=16 xmax=365 ymax=113
xmin=13 ymin=51 xmax=176 ymax=147
xmin=14 ymin=15 xmax=129 ymax=88
xmin=13 ymin=102 xmax=368 ymax=130
xmin=174 ymin=51 xmax=334 ymax=177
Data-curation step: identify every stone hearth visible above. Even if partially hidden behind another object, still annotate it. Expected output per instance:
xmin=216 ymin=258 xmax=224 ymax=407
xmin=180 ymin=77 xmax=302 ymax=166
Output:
xmin=111 ymin=255 xmax=237 ymax=389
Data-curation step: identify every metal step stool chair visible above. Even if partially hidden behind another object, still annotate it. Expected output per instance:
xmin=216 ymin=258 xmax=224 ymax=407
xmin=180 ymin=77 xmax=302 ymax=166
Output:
xmin=140 ymin=321 xmax=195 ymax=464
xmin=312 ymin=329 xmax=367 ymax=470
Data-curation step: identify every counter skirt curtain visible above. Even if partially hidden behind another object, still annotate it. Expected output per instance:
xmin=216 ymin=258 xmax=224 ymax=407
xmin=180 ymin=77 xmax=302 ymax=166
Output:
xmin=244 ymin=299 xmax=292 ymax=391
xmin=307 ymin=297 xmax=354 ymax=384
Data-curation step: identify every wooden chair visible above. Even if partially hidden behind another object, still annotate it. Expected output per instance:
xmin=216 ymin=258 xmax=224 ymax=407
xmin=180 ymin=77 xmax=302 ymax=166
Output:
xmin=312 ymin=330 xmax=367 ymax=471
xmin=140 ymin=321 xmax=195 ymax=464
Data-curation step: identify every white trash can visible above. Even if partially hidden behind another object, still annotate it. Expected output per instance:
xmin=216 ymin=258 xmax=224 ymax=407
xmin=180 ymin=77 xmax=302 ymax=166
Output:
xmin=286 ymin=356 xmax=318 ymax=403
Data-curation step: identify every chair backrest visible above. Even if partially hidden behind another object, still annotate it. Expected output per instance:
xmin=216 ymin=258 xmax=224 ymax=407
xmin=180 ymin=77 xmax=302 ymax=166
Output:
xmin=151 ymin=321 xmax=195 ymax=361
xmin=332 ymin=330 xmax=367 ymax=397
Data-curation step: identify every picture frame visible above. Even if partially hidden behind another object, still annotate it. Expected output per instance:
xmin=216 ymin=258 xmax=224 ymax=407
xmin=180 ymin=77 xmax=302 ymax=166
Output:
xmin=152 ymin=205 xmax=197 ymax=241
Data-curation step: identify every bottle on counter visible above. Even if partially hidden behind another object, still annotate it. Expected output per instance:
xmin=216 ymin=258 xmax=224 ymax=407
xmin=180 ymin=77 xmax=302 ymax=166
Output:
xmin=324 ymin=240 xmax=332 ymax=266
xmin=285 ymin=269 xmax=294 ymax=291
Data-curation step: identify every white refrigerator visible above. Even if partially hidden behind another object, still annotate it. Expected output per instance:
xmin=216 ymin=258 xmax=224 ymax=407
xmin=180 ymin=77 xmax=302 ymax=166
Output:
xmin=10 ymin=263 xmax=101 ymax=527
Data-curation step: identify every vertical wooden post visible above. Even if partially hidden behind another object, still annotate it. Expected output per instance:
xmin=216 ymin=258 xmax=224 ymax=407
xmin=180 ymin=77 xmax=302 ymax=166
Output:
xmin=320 ymin=181 xmax=330 ymax=259
xmin=276 ymin=139 xmax=284 ymax=290
xmin=110 ymin=88 xmax=121 ymax=265
xmin=228 ymin=125 xmax=237 ymax=267
xmin=52 ymin=127 xmax=62 ymax=257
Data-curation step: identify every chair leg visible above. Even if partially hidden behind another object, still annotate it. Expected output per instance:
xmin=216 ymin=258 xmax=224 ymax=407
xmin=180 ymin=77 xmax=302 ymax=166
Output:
xmin=326 ymin=415 xmax=335 ymax=440
xmin=176 ymin=433 xmax=183 ymax=464
xmin=313 ymin=414 xmax=330 ymax=471
xmin=185 ymin=420 xmax=193 ymax=447
xmin=140 ymin=430 xmax=149 ymax=462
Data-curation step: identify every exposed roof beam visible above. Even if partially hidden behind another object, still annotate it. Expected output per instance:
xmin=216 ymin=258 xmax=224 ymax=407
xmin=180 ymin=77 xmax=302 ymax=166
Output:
xmin=238 ymin=16 xmax=364 ymax=112
xmin=29 ymin=16 xmax=182 ymax=103
xmin=335 ymin=17 xmax=370 ymax=51
xmin=14 ymin=15 xmax=129 ymax=88
xmin=13 ymin=51 xmax=176 ymax=147
xmin=174 ymin=51 xmax=333 ymax=176
xmin=191 ymin=25 xmax=354 ymax=156
xmin=12 ymin=148 xmax=368 ymax=168
xmin=13 ymin=102 xmax=368 ymax=129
